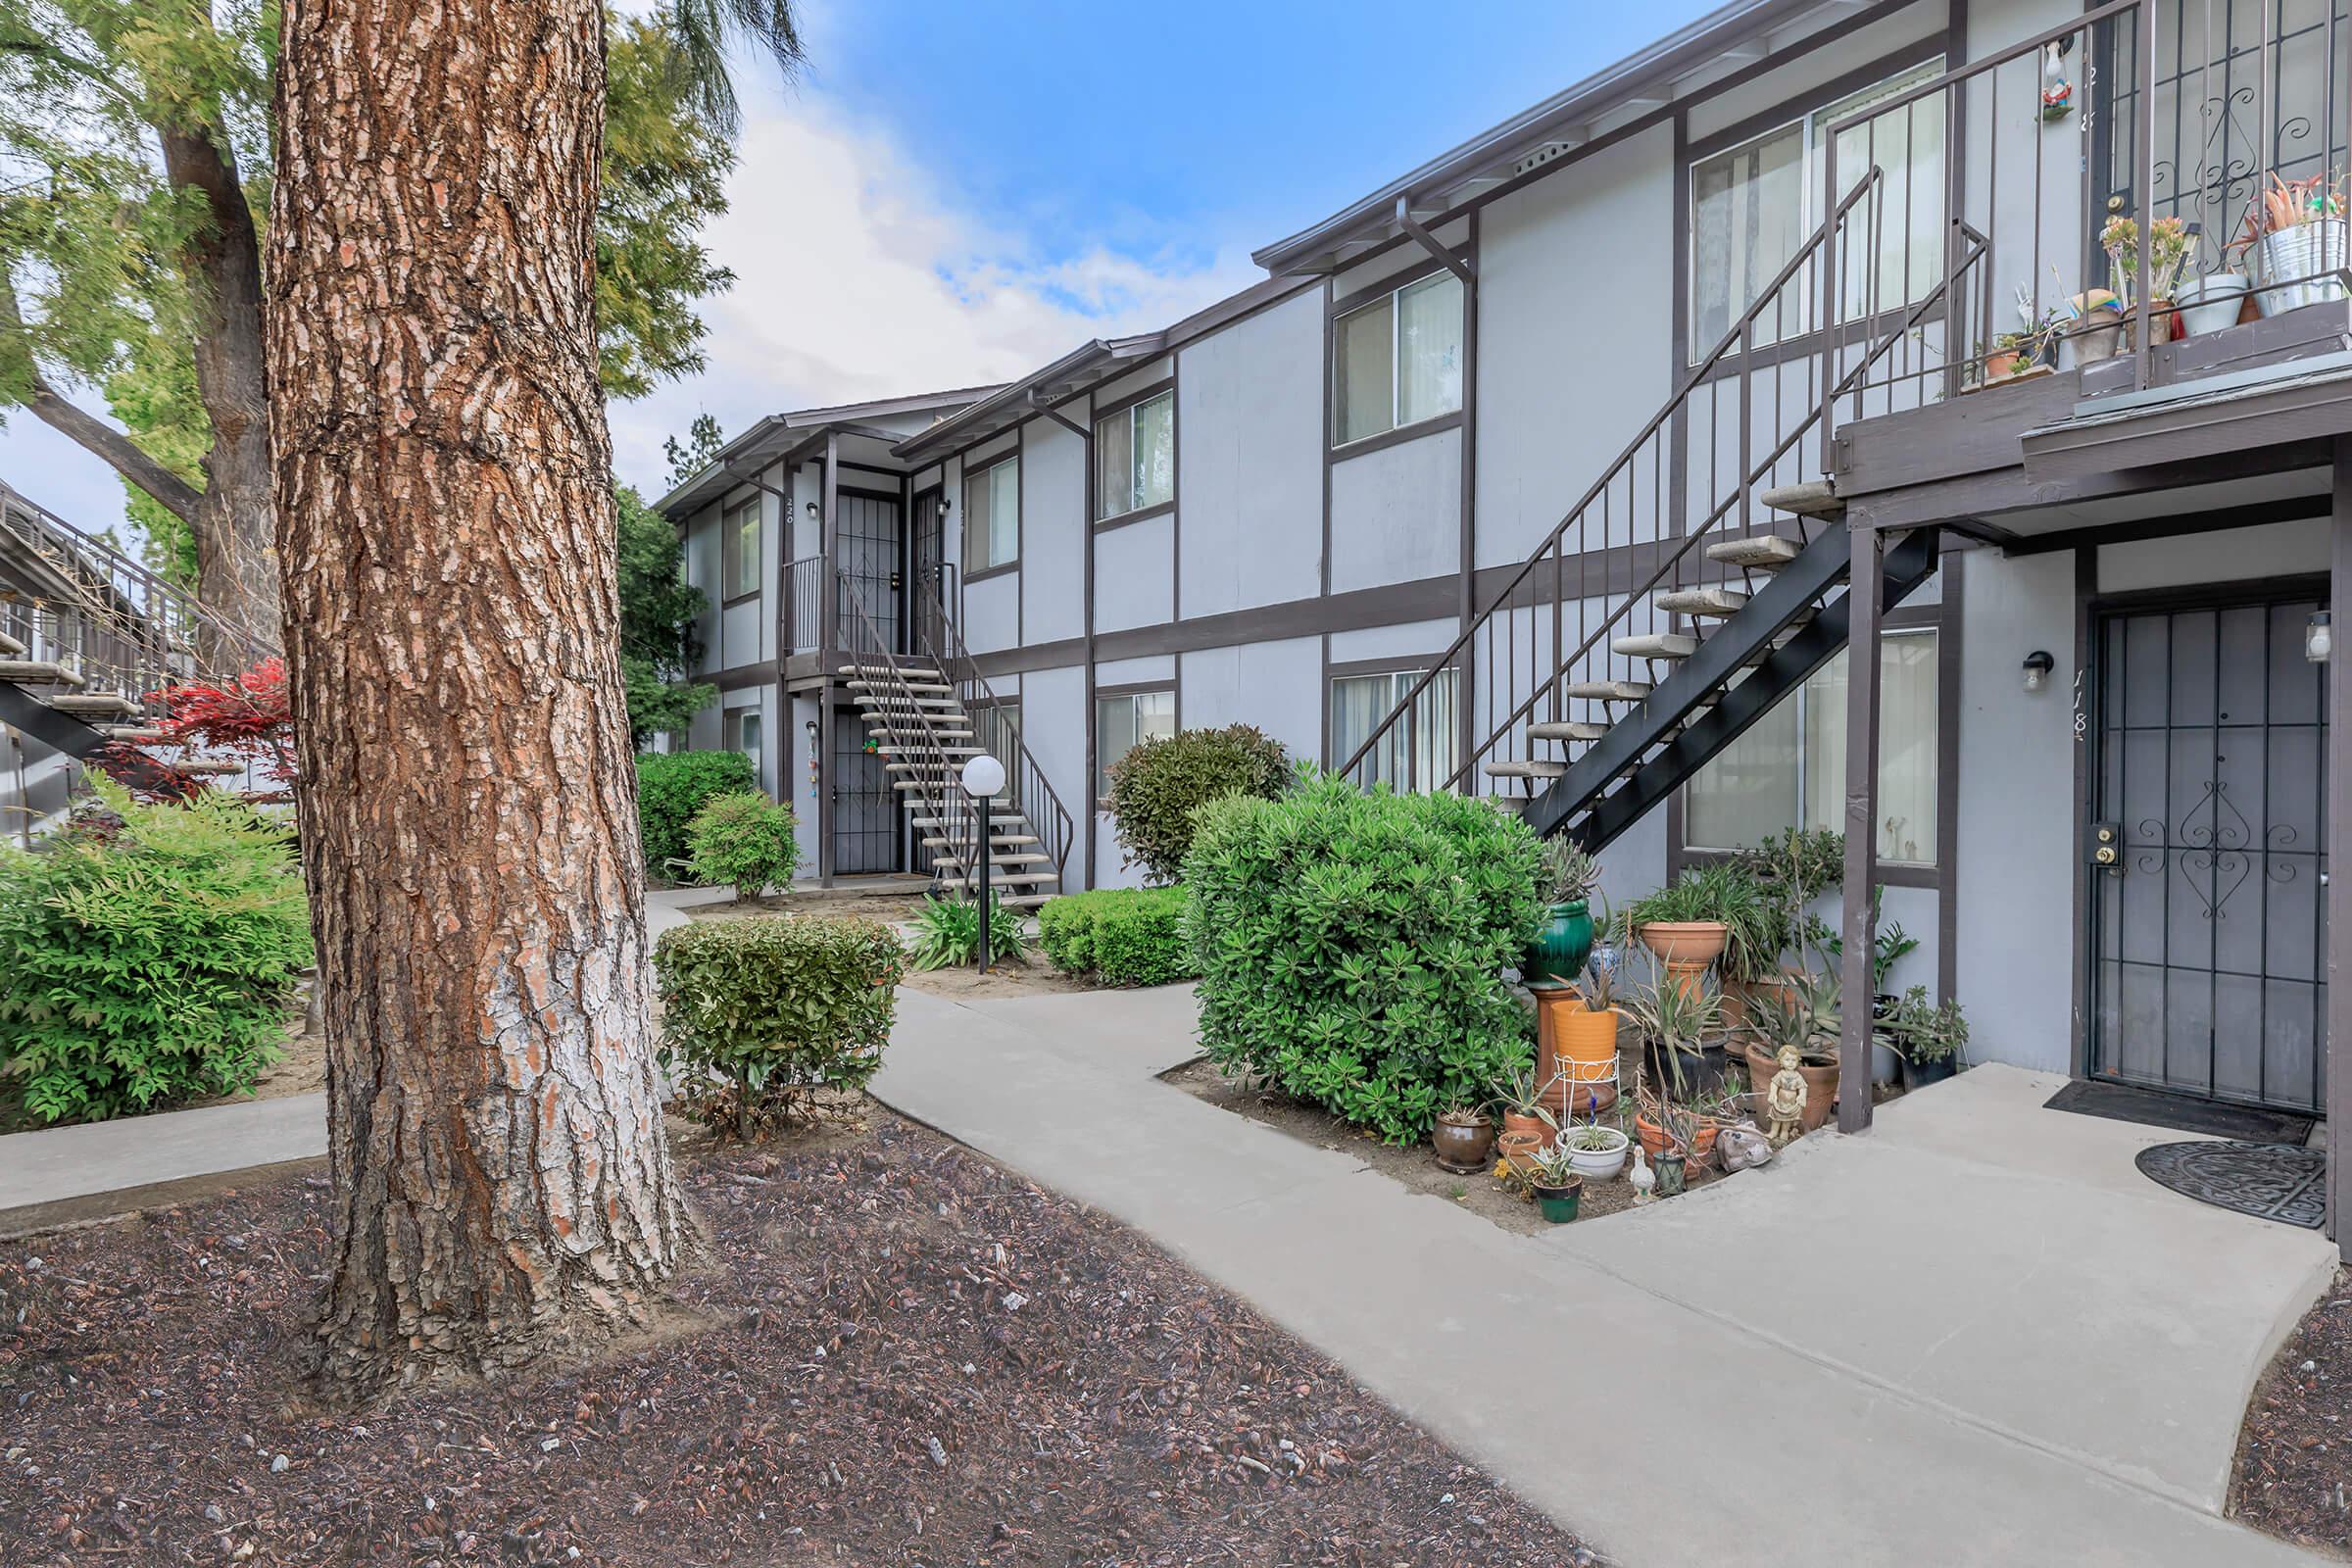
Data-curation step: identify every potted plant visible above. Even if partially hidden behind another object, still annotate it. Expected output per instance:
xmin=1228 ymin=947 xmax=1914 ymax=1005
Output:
xmin=1885 ymin=986 xmax=1970 ymax=1093
xmin=1626 ymin=978 xmax=1725 ymax=1159
xmin=1561 ymin=1119 xmax=1630 ymax=1181
xmin=1523 ymin=839 xmax=1599 ymax=988
xmin=1628 ymin=864 xmax=1751 ymax=992
xmin=1492 ymin=1062 xmax=1560 ymax=1168
xmin=2237 ymin=171 xmax=2349 ymax=317
xmin=2056 ymin=287 xmax=2125 ymax=368
xmin=1978 ymin=328 xmax=2047 ymax=384
xmin=1524 ymin=1144 xmax=1586 ymax=1223
xmin=1539 ymin=956 xmax=1622 ymax=1117
xmin=1433 ymin=1103 xmax=1496 ymax=1173
xmin=2101 ymin=213 xmax=2189 ymax=346
xmin=2175 ymin=259 xmax=2252 ymax=335
xmin=1740 ymin=967 xmax=1844 ymax=1133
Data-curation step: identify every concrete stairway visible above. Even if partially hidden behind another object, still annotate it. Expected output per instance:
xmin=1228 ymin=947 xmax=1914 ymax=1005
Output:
xmin=839 ymin=661 xmax=1060 ymax=908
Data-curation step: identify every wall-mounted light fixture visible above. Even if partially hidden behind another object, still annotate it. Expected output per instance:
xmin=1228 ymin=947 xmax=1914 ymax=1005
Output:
xmin=2022 ymin=650 xmax=2055 ymax=693
xmin=805 ymin=501 xmax=820 ymax=520
xmin=936 ymin=496 xmax=952 ymax=520
xmin=2307 ymin=611 xmax=2332 ymax=663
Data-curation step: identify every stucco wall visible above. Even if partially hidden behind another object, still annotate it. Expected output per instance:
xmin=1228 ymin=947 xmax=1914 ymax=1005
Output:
xmin=1329 ymin=427 xmax=1462 ymax=594
xmin=1178 ymin=290 xmax=1325 ymax=614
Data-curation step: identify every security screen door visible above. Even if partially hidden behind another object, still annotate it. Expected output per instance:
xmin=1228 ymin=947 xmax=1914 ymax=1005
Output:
xmin=2089 ymin=590 xmax=2328 ymax=1111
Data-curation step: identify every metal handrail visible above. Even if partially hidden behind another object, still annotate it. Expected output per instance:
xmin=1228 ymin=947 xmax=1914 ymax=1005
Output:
xmin=907 ymin=563 xmax=1077 ymax=886
xmin=1336 ymin=169 xmax=1890 ymax=790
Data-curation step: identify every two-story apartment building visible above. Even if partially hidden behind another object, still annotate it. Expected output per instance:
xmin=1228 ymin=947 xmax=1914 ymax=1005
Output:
xmin=664 ymin=0 xmax=2352 ymax=1251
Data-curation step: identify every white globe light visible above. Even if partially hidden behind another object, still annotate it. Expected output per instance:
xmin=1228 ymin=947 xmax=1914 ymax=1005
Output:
xmin=960 ymin=754 xmax=1007 ymax=799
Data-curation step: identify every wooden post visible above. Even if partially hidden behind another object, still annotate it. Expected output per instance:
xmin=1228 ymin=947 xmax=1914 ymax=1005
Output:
xmin=817 ymin=434 xmax=839 ymax=890
xmin=1838 ymin=522 xmax=1885 ymax=1135
xmin=2329 ymin=440 xmax=2352 ymax=1259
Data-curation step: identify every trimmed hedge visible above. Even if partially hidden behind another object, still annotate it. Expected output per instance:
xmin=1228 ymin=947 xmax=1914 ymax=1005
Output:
xmin=1103 ymin=723 xmax=1290 ymax=885
xmin=654 ymin=913 xmax=905 ymax=1133
xmin=0 ymin=779 xmax=313 ymax=1123
xmin=685 ymin=791 xmax=801 ymax=901
xmin=636 ymin=749 xmax=757 ymax=878
xmin=1037 ymin=886 xmax=1198 ymax=987
xmin=1184 ymin=772 xmax=1543 ymax=1145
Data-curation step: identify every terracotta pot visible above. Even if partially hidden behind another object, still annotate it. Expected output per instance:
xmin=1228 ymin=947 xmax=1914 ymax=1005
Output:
xmin=1500 ymin=1108 xmax=1555 ymax=1153
xmin=1638 ymin=920 xmax=1728 ymax=968
xmin=1538 ymin=994 xmax=1622 ymax=1118
xmin=1662 ymin=957 xmax=1712 ymax=1003
xmin=1495 ymin=1130 xmax=1545 ymax=1180
xmin=1742 ymin=1042 xmax=1840 ymax=1133
xmin=1432 ymin=1113 xmax=1495 ymax=1174
xmin=1984 ymin=348 xmax=2027 ymax=381
xmin=1634 ymin=1109 xmax=1720 ymax=1161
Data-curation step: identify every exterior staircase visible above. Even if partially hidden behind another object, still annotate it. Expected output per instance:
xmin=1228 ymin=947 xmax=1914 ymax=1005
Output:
xmin=834 ymin=567 xmax=1076 ymax=909
xmin=1339 ymin=172 xmax=1977 ymax=852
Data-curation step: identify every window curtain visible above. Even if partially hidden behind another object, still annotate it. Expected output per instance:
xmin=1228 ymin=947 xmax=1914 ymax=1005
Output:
xmin=1685 ymin=697 xmax=1801 ymax=851
xmin=1821 ymin=69 xmax=1946 ymax=323
xmin=1396 ymin=273 xmax=1464 ymax=426
xmin=1132 ymin=393 xmax=1175 ymax=511
xmin=1332 ymin=669 xmax=1457 ymax=791
xmin=1095 ymin=409 xmax=1133 ymax=517
xmin=1802 ymin=633 xmax=1938 ymax=863
xmin=1096 ymin=690 xmax=1173 ymax=797
xmin=1334 ymin=297 xmax=1395 ymax=443
xmin=1690 ymin=122 xmax=1805 ymax=349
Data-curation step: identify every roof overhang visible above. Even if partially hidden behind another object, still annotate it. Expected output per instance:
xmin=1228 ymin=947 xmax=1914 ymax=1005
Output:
xmin=1250 ymin=0 xmax=1888 ymax=276
xmin=892 ymin=336 xmax=1164 ymax=464
xmin=655 ymin=385 xmax=1004 ymax=514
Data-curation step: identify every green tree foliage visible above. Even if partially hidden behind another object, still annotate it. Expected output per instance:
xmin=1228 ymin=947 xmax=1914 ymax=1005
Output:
xmin=0 ymin=3 xmax=772 ymax=591
xmin=635 ymin=749 xmax=757 ymax=878
xmin=684 ymin=791 xmax=802 ymax=901
xmin=1103 ymin=723 xmax=1291 ymax=885
xmin=654 ymin=913 xmax=901 ymax=1136
xmin=1185 ymin=770 xmax=1544 ymax=1145
xmin=664 ymin=412 xmax=725 ymax=490
xmin=617 ymin=480 xmax=715 ymax=742
xmin=0 ymin=779 xmax=312 ymax=1123
xmin=1037 ymin=886 xmax=1197 ymax=987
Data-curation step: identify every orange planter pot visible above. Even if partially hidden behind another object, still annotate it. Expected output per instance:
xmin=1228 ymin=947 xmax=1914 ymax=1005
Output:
xmin=1495 ymin=1130 xmax=1546 ymax=1180
xmin=1742 ymin=1042 xmax=1839 ymax=1132
xmin=1500 ymin=1109 xmax=1556 ymax=1153
xmin=1538 ymin=993 xmax=1622 ymax=1119
xmin=1634 ymin=1110 xmax=1720 ymax=1161
xmin=1639 ymin=920 xmax=1728 ymax=969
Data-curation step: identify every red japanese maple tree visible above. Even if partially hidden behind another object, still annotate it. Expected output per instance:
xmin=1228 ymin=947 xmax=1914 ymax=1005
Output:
xmin=96 ymin=656 xmax=297 ymax=804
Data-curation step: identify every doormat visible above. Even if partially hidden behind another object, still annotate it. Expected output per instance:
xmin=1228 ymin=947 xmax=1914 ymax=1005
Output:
xmin=2044 ymin=1079 xmax=2317 ymax=1145
xmin=2133 ymin=1141 xmax=2327 ymax=1229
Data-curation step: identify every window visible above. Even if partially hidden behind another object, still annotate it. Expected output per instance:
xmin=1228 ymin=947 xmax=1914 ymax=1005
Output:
xmin=1333 ymin=270 xmax=1464 ymax=445
xmin=1096 ymin=688 xmax=1174 ymax=798
xmin=1096 ymin=391 xmax=1175 ymax=520
xmin=720 ymin=499 xmax=760 ymax=601
xmin=729 ymin=708 xmax=764 ymax=787
xmin=1684 ymin=631 xmax=1938 ymax=864
xmin=963 ymin=455 xmax=1019 ymax=570
xmin=1689 ymin=60 xmax=1946 ymax=355
xmin=1330 ymin=667 xmax=1458 ymax=791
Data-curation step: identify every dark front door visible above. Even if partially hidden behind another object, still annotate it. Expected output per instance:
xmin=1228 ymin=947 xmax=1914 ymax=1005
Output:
xmin=2089 ymin=587 xmax=2328 ymax=1111
xmin=830 ymin=706 xmax=900 ymax=875
xmin=835 ymin=489 xmax=903 ymax=652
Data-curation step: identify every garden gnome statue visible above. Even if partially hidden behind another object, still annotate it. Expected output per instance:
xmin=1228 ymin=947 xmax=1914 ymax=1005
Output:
xmin=1628 ymin=1144 xmax=1655 ymax=1204
xmin=1765 ymin=1044 xmax=1807 ymax=1148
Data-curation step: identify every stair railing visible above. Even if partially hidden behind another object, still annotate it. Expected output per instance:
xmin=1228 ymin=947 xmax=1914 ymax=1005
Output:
xmin=1338 ymin=169 xmax=1984 ymax=803
xmin=832 ymin=566 xmax=988 ymax=891
xmin=908 ymin=564 xmax=1076 ymax=888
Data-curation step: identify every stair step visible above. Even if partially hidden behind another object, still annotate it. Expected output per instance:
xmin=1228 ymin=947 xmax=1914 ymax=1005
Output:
xmin=967 ymin=869 xmax=1058 ymax=885
xmin=998 ymin=893 xmax=1055 ymax=909
xmin=932 ymin=852 xmax=1053 ymax=869
xmin=49 ymin=691 xmax=138 ymax=717
xmin=1704 ymin=534 xmax=1803 ymax=570
xmin=912 ymin=816 xmax=1031 ymax=831
xmin=884 ymin=752 xmax=983 ymax=767
xmin=174 ymin=759 xmax=247 ymax=775
xmin=1611 ymin=633 xmax=1697 ymax=661
xmin=0 ymin=630 xmax=22 ymax=657
xmin=1485 ymin=760 xmax=1568 ymax=780
xmin=922 ymin=834 xmax=1041 ymax=849
xmin=1654 ymin=587 xmax=1748 ymax=617
xmin=0 ymin=660 xmax=83 ymax=689
xmin=1741 ymin=630 xmax=1805 ymax=667
xmin=1756 ymin=480 xmax=1842 ymax=519
xmin=837 ymin=662 xmax=944 ymax=678
xmin=846 ymin=678 xmax=953 ymax=695
xmin=1563 ymin=679 xmax=1651 ymax=702
xmin=868 ymin=726 xmax=976 ymax=740
xmin=103 ymin=725 xmax=169 ymax=743
xmin=1528 ymin=720 xmax=1606 ymax=744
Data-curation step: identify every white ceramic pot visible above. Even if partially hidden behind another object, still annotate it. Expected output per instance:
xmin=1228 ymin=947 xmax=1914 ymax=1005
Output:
xmin=1563 ymin=1126 xmax=1631 ymax=1181
xmin=2257 ymin=220 xmax=2349 ymax=316
xmin=2057 ymin=303 xmax=2125 ymax=369
xmin=2173 ymin=271 xmax=2249 ymax=335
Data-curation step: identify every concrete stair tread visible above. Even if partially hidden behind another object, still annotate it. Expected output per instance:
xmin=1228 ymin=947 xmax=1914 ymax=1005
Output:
xmin=1654 ymin=587 xmax=1748 ymax=617
xmin=1755 ymin=480 xmax=1842 ymax=518
xmin=0 ymin=660 xmax=84 ymax=688
xmin=911 ymin=816 xmax=1032 ymax=831
xmin=869 ymin=727 xmax=976 ymax=740
xmin=1704 ymin=534 xmax=1803 ymax=569
xmin=1562 ymin=679 xmax=1650 ymax=701
xmin=922 ymin=834 xmax=1041 ymax=848
xmin=1611 ymin=633 xmax=1697 ymax=661
xmin=847 ymin=678 xmax=953 ymax=695
xmin=48 ymin=691 xmax=138 ymax=716
xmin=102 ymin=725 xmax=169 ymax=743
xmin=931 ymin=852 xmax=1054 ymax=868
xmin=1486 ymin=759 xmax=1568 ymax=779
xmin=0 ymin=630 xmax=23 ymax=657
xmin=174 ymin=759 xmax=246 ymax=775
xmin=837 ymin=662 xmax=944 ymax=678
xmin=1528 ymin=720 xmax=1606 ymax=743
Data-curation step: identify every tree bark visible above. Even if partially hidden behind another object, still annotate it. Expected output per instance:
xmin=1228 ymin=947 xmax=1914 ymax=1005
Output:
xmin=270 ymin=0 xmax=681 ymax=1394
xmin=158 ymin=124 xmax=282 ymax=658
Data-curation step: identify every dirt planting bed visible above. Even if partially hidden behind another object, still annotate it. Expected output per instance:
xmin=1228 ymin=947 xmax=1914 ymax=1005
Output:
xmin=0 ymin=1100 xmax=1601 ymax=1567
xmin=2231 ymin=1266 xmax=2352 ymax=1555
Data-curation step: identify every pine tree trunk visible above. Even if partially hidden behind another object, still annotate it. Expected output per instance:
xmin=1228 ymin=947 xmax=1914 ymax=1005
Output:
xmin=270 ymin=0 xmax=681 ymax=1393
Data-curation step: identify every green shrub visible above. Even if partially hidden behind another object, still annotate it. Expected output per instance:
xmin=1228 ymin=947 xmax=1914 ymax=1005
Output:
xmin=906 ymin=894 xmax=1028 ymax=970
xmin=0 ymin=780 xmax=313 ymax=1123
xmin=684 ymin=791 xmax=801 ymax=901
xmin=636 ymin=750 xmax=757 ymax=878
xmin=1037 ymin=887 xmax=1197 ymax=987
xmin=1184 ymin=771 xmax=1543 ymax=1145
xmin=1103 ymin=723 xmax=1291 ymax=885
xmin=654 ymin=913 xmax=905 ymax=1134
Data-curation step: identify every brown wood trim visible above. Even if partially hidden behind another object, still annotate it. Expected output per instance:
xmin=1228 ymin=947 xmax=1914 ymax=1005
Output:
xmin=1329 ymin=411 xmax=1465 ymax=463
xmin=1682 ymin=32 xmax=1951 ymax=164
xmin=1325 ymin=648 xmax=1461 ymax=681
xmin=1935 ymin=548 xmax=1962 ymax=1004
xmin=2067 ymin=543 xmax=2097 ymax=1081
xmin=711 ymin=660 xmax=778 ymax=692
xmin=1094 ymin=497 xmax=1172 ymax=534
xmin=1329 ymin=246 xmax=1472 ymax=320
xmin=1091 ymin=376 xmax=1175 ymax=429
xmin=2329 ymin=443 xmax=2352 ymax=1256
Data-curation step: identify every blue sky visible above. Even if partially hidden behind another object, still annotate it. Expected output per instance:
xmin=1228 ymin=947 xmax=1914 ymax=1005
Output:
xmin=1 ymin=0 xmax=1719 ymax=535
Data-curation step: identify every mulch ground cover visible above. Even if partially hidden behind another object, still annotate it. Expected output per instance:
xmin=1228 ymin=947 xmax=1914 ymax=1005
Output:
xmin=2231 ymin=1265 xmax=2352 ymax=1555
xmin=0 ymin=1102 xmax=1602 ymax=1568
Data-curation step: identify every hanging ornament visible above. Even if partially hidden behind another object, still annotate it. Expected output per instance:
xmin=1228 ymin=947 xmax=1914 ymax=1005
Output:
xmin=2040 ymin=40 xmax=2075 ymax=122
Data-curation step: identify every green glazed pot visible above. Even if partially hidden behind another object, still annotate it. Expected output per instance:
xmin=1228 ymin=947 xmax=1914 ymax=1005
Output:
xmin=1534 ymin=1179 xmax=1583 ymax=1223
xmin=1654 ymin=1152 xmax=1689 ymax=1198
xmin=1525 ymin=899 xmax=1594 ymax=989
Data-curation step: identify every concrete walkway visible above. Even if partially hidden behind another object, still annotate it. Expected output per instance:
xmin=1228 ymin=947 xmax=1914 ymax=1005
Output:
xmin=869 ymin=983 xmax=2337 ymax=1568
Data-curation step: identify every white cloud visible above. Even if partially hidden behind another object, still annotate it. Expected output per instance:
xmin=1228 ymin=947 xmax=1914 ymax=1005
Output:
xmin=608 ymin=93 xmax=1262 ymax=496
